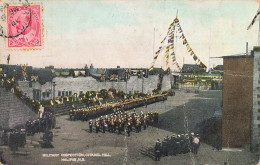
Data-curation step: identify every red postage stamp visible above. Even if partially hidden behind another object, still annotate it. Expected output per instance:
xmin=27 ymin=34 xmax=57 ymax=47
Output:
xmin=6 ymin=4 xmax=42 ymax=49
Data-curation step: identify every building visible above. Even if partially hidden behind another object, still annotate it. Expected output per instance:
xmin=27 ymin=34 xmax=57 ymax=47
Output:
xmin=181 ymin=64 xmax=205 ymax=73
xmin=222 ymin=48 xmax=259 ymax=151
xmin=0 ymin=64 xmax=172 ymax=101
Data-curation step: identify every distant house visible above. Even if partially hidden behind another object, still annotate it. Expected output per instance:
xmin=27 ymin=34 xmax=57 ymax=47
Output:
xmin=181 ymin=64 xmax=205 ymax=73
xmin=214 ymin=65 xmax=223 ymax=70
xmin=212 ymin=65 xmax=223 ymax=74
xmin=0 ymin=64 xmax=171 ymax=101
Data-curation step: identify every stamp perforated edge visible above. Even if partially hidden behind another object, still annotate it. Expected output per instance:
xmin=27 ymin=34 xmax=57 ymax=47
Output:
xmin=4 ymin=3 xmax=44 ymax=51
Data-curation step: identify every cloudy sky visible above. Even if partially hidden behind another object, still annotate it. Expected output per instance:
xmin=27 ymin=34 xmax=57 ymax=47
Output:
xmin=0 ymin=0 xmax=259 ymax=70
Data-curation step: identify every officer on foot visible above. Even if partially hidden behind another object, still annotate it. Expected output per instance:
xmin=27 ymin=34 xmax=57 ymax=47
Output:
xmin=162 ymin=138 xmax=168 ymax=156
xmin=154 ymin=139 xmax=161 ymax=161
xmin=89 ymin=120 xmax=93 ymax=133
xmin=95 ymin=120 xmax=100 ymax=133
xmin=193 ymin=135 xmax=200 ymax=154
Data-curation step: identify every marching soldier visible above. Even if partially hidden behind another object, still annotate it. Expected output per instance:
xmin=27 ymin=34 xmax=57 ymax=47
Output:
xmin=190 ymin=133 xmax=195 ymax=153
xmin=2 ymin=130 xmax=8 ymax=145
xmin=103 ymin=119 xmax=107 ymax=133
xmin=126 ymin=122 xmax=131 ymax=136
xmin=95 ymin=120 xmax=100 ymax=133
xmin=175 ymin=135 xmax=181 ymax=155
xmin=162 ymin=138 xmax=168 ymax=156
xmin=154 ymin=139 xmax=161 ymax=161
xmin=89 ymin=120 xmax=93 ymax=133
xmin=169 ymin=134 xmax=177 ymax=156
xmin=193 ymin=135 xmax=200 ymax=154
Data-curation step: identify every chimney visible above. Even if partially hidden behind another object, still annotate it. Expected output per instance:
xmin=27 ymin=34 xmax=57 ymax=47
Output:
xmin=246 ymin=42 xmax=248 ymax=55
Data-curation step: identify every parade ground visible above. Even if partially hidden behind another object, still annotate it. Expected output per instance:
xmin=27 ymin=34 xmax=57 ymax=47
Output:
xmin=1 ymin=90 xmax=259 ymax=165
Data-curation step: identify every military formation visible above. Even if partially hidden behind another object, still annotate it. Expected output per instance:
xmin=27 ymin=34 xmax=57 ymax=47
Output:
xmin=154 ymin=133 xmax=200 ymax=161
xmin=89 ymin=110 xmax=159 ymax=135
xmin=69 ymin=94 xmax=167 ymax=121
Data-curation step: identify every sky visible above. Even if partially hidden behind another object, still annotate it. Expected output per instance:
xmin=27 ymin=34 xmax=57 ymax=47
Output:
xmin=0 ymin=0 xmax=259 ymax=70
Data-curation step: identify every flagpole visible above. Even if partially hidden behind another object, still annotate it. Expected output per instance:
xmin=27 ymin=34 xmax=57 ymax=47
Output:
xmin=209 ymin=29 xmax=211 ymax=74
xmin=258 ymin=20 xmax=260 ymax=46
xmin=153 ymin=27 xmax=155 ymax=58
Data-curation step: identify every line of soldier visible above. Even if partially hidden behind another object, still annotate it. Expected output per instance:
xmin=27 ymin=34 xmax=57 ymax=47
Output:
xmin=69 ymin=94 xmax=167 ymax=121
xmin=26 ymin=110 xmax=56 ymax=135
xmin=88 ymin=110 xmax=159 ymax=136
xmin=154 ymin=133 xmax=200 ymax=161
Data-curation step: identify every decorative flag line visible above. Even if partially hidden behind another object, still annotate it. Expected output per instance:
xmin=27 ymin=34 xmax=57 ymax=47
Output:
xmin=149 ymin=17 xmax=207 ymax=71
xmin=247 ymin=7 xmax=260 ymax=30
xmin=175 ymin=18 xmax=207 ymax=70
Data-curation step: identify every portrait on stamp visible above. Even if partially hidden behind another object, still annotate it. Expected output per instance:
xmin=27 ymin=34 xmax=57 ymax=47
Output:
xmin=6 ymin=4 xmax=42 ymax=48
xmin=0 ymin=0 xmax=259 ymax=165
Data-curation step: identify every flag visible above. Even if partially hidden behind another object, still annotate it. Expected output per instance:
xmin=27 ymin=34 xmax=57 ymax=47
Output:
xmin=166 ymin=58 xmax=169 ymax=65
xmin=149 ymin=64 xmax=154 ymax=71
xmin=180 ymin=34 xmax=185 ymax=39
xmin=199 ymin=62 xmax=207 ymax=69
xmin=7 ymin=54 xmax=10 ymax=64
xmin=50 ymin=68 xmax=54 ymax=73
xmin=161 ymin=37 xmax=166 ymax=43
xmin=153 ymin=55 xmax=158 ymax=59
xmin=169 ymin=33 xmax=174 ymax=38
xmin=247 ymin=8 xmax=260 ymax=30
xmin=174 ymin=17 xmax=179 ymax=23
xmin=168 ymin=30 xmax=174 ymax=35
xmin=31 ymin=75 xmax=38 ymax=81
xmin=183 ymin=39 xmax=187 ymax=45
xmin=164 ymin=52 xmax=169 ymax=57
xmin=178 ymin=27 xmax=183 ymax=33
xmin=193 ymin=55 xmax=198 ymax=61
xmin=168 ymin=38 xmax=174 ymax=43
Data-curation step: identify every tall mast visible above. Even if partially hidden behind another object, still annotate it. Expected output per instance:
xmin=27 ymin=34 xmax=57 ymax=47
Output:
xmin=258 ymin=20 xmax=260 ymax=46
xmin=209 ymin=29 xmax=211 ymax=74
xmin=153 ymin=27 xmax=155 ymax=58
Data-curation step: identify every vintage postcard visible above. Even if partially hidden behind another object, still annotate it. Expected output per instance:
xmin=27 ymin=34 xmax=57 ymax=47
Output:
xmin=0 ymin=0 xmax=259 ymax=165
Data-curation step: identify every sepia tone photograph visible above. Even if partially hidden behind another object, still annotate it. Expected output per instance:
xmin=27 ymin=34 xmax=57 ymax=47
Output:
xmin=0 ymin=0 xmax=259 ymax=164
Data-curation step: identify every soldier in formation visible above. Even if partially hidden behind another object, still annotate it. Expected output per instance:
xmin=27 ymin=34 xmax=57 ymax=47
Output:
xmin=68 ymin=93 xmax=166 ymax=122
xmin=90 ymin=110 xmax=158 ymax=135
xmin=89 ymin=120 xmax=93 ymax=133
xmin=154 ymin=139 xmax=162 ymax=161
xmin=154 ymin=132 xmax=200 ymax=160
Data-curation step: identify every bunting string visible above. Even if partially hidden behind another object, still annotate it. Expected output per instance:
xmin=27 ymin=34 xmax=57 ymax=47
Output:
xmin=149 ymin=16 xmax=207 ymax=72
